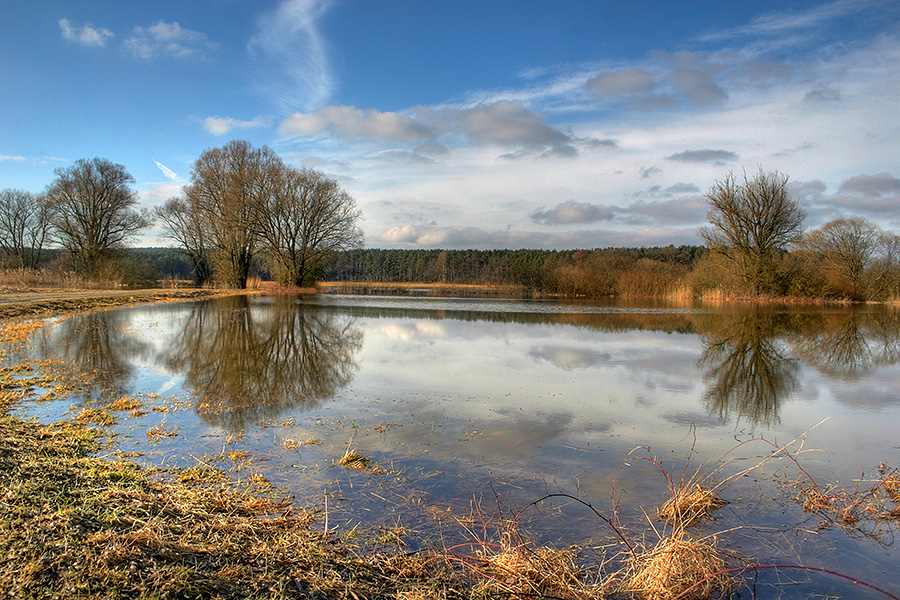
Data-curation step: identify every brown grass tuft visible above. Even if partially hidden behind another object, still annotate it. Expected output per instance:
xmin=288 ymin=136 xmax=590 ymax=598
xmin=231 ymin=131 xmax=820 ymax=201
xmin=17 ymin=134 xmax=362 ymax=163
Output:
xmin=470 ymin=527 xmax=599 ymax=599
xmin=338 ymin=446 xmax=386 ymax=474
xmin=659 ymin=484 xmax=727 ymax=528
xmin=622 ymin=532 xmax=734 ymax=600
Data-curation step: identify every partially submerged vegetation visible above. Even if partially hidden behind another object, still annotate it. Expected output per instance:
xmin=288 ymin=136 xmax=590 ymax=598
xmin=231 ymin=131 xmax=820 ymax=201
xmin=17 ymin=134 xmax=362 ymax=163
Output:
xmin=2 ymin=296 xmax=900 ymax=598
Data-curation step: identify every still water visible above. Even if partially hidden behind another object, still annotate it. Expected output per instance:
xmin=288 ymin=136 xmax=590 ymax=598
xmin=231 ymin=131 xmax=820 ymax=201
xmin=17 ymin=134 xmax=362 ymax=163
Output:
xmin=14 ymin=294 xmax=900 ymax=596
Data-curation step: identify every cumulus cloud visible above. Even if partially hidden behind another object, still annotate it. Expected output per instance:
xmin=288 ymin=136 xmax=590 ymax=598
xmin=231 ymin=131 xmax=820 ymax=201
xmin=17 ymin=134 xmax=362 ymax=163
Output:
xmin=375 ymin=223 xmax=700 ymax=250
xmin=617 ymin=196 xmax=708 ymax=226
xmin=124 ymin=20 xmax=217 ymax=59
xmin=666 ymin=149 xmax=739 ymax=164
xmin=59 ymin=18 xmax=114 ymax=47
xmin=530 ymin=200 xmax=614 ymax=225
xmin=249 ymin=0 xmax=335 ymax=112
xmin=819 ymin=172 xmax=900 ymax=214
xmin=585 ymin=69 xmax=655 ymax=97
xmin=279 ymin=105 xmax=435 ymax=142
xmin=672 ymin=69 xmax=728 ymax=104
xmin=278 ymin=100 xmax=577 ymax=157
xmin=665 ymin=183 xmax=701 ymax=194
xmin=202 ymin=116 xmax=271 ymax=135
xmin=139 ymin=183 xmax=183 ymax=206
xmin=837 ymin=172 xmax=900 ymax=196
xmin=452 ymin=100 xmax=571 ymax=150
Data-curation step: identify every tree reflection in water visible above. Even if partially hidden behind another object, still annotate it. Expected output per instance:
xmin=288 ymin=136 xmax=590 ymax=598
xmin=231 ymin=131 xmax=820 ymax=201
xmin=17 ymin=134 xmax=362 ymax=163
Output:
xmin=35 ymin=310 xmax=149 ymax=403
xmin=789 ymin=310 xmax=900 ymax=379
xmin=161 ymin=295 xmax=363 ymax=431
xmin=699 ymin=312 xmax=800 ymax=428
xmin=699 ymin=308 xmax=900 ymax=427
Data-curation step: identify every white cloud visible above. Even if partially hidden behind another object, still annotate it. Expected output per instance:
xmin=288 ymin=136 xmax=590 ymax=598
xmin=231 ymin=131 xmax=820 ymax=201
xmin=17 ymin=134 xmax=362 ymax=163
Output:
xmin=667 ymin=150 xmax=739 ymax=164
xmin=139 ymin=183 xmax=183 ymax=207
xmin=0 ymin=155 xmax=27 ymax=162
xmin=279 ymin=100 xmax=579 ymax=157
xmin=672 ymin=69 xmax=728 ymax=105
xmin=451 ymin=101 xmax=573 ymax=151
xmin=531 ymin=201 xmax=614 ymax=225
xmin=585 ymin=69 xmax=655 ymax=97
xmin=58 ymin=18 xmax=114 ymax=47
xmin=124 ymin=20 xmax=217 ymax=60
xmin=202 ymin=116 xmax=271 ymax=136
xmin=273 ymin=1 xmax=900 ymax=250
xmin=375 ymin=223 xmax=700 ymax=250
xmin=279 ymin=106 xmax=434 ymax=142
xmin=249 ymin=0 xmax=336 ymax=112
xmin=153 ymin=161 xmax=181 ymax=182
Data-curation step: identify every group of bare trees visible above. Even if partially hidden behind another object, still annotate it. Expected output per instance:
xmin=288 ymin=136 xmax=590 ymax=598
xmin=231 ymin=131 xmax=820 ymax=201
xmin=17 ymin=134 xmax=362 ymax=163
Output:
xmin=702 ymin=169 xmax=900 ymax=300
xmin=156 ymin=140 xmax=363 ymax=288
xmin=0 ymin=141 xmax=362 ymax=288
xmin=0 ymin=158 xmax=149 ymax=278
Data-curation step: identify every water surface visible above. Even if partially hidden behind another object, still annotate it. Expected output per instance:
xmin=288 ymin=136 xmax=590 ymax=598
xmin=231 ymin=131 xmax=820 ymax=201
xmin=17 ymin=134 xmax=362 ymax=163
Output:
xmin=12 ymin=294 xmax=900 ymax=597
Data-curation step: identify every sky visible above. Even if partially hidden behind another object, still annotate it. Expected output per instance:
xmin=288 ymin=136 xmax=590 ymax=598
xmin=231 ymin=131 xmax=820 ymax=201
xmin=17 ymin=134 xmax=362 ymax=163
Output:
xmin=1 ymin=0 xmax=899 ymax=250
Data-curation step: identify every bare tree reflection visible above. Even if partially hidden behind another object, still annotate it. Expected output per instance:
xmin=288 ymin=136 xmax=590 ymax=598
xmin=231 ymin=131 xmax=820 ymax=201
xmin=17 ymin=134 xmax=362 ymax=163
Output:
xmin=35 ymin=310 xmax=148 ymax=403
xmin=700 ymin=313 xmax=799 ymax=428
xmin=162 ymin=295 xmax=362 ymax=431
xmin=789 ymin=310 xmax=900 ymax=379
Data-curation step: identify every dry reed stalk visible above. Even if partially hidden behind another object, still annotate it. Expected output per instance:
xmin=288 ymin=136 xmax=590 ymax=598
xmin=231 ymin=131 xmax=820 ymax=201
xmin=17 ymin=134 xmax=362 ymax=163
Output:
xmin=622 ymin=531 xmax=734 ymax=600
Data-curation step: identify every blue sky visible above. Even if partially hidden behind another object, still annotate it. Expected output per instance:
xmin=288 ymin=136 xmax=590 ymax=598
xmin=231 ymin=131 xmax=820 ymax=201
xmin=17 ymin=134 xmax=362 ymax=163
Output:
xmin=1 ymin=0 xmax=899 ymax=249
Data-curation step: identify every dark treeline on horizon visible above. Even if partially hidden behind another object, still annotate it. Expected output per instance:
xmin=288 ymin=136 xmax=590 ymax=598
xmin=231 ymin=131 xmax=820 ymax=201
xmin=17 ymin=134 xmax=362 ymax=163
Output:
xmin=322 ymin=246 xmax=706 ymax=288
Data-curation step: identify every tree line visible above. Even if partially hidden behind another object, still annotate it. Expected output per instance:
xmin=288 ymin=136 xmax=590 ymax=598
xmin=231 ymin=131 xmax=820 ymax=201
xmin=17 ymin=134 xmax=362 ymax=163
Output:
xmin=0 ymin=140 xmax=363 ymax=288
xmin=324 ymin=170 xmax=900 ymax=301
xmin=2 ymin=156 xmax=899 ymax=301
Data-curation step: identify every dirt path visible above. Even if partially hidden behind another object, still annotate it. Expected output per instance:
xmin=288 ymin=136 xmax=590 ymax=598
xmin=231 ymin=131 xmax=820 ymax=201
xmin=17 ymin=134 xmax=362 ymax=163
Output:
xmin=0 ymin=288 xmax=249 ymax=320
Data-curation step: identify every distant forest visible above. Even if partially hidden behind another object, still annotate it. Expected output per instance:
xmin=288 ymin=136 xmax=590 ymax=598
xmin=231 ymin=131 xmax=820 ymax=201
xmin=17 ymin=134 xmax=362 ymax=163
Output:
xmin=104 ymin=245 xmax=709 ymax=293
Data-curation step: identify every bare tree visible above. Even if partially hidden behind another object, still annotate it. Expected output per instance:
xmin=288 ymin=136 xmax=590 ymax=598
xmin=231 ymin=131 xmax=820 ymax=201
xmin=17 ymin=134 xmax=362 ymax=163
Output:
xmin=257 ymin=167 xmax=363 ymax=286
xmin=799 ymin=217 xmax=884 ymax=300
xmin=0 ymin=189 xmax=54 ymax=269
xmin=45 ymin=158 xmax=149 ymax=278
xmin=701 ymin=169 xmax=805 ymax=295
xmin=184 ymin=140 xmax=280 ymax=288
xmin=154 ymin=196 xmax=212 ymax=285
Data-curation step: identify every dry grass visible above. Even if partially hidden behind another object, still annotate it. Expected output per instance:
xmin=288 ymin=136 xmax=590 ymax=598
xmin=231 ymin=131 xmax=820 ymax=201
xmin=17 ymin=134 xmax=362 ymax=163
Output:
xmin=338 ymin=445 xmax=387 ymax=474
xmin=473 ymin=533 xmax=597 ymax=599
xmin=621 ymin=531 xmax=734 ymax=600
xmin=0 ymin=392 xmax=467 ymax=599
xmin=659 ymin=484 xmax=727 ymax=528
xmin=0 ymin=267 xmax=96 ymax=289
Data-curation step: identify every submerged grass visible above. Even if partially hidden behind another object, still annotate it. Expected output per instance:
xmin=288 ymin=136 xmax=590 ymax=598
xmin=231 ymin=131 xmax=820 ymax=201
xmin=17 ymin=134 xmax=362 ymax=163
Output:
xmin=0 ymin=393 xmax=471 ymax=599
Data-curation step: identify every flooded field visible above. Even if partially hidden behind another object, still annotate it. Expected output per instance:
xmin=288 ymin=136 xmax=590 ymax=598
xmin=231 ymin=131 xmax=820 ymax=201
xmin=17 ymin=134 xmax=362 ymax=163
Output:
xmin=8 ymin=294 xmax=900 ymax=598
